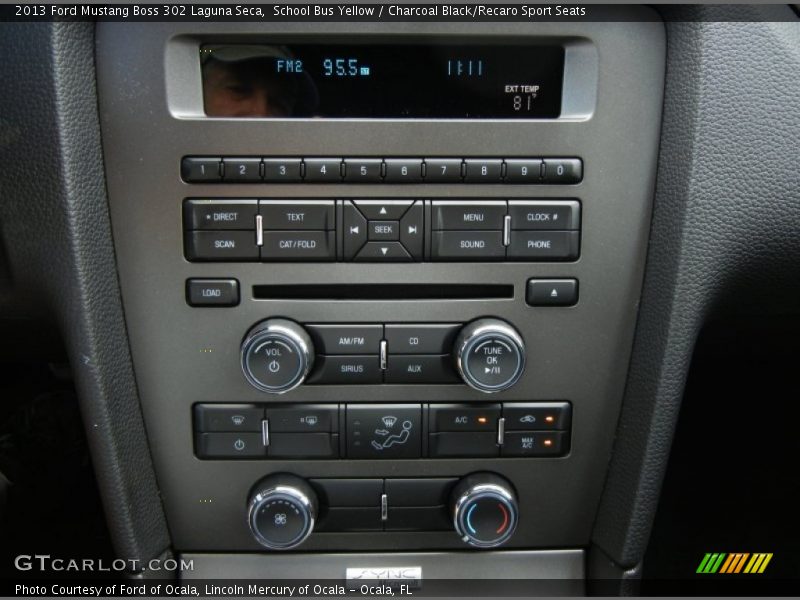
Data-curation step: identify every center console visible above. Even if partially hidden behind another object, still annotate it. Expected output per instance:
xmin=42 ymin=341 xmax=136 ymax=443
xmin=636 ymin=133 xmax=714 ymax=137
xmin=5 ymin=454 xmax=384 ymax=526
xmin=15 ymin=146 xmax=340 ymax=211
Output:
xmin=95 ymin=9 xmax=665 ymax=575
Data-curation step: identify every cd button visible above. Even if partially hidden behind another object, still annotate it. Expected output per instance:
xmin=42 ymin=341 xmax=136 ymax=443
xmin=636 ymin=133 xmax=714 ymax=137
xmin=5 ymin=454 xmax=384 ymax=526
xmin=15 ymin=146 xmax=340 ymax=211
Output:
xmin=384 ymin=324 xmax=460 ymax=354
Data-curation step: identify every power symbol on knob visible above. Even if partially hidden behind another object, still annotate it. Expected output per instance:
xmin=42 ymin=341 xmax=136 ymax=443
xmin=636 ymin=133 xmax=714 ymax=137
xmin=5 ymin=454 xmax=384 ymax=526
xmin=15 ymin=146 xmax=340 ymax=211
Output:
xmin=268 ymin=360 xmax=281 ymax=373
xmin=241 ymin=319 xmax=314 ymax=394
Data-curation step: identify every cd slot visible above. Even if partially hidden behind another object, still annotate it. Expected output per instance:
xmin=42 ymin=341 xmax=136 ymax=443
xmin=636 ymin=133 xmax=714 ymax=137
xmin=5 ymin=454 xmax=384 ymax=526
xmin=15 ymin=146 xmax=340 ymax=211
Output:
xmin=252 ymin=284 xmax=513 ymax=301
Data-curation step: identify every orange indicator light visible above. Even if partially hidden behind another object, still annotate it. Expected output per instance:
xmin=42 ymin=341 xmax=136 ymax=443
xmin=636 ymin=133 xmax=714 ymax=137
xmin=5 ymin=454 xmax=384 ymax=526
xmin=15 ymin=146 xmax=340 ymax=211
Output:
xmin=544 ymin=439 xmax=553 ymax=447
xmin=477 ymin=417 xmax=488 ymax=424
xmin=545 ymin=415 xmax=554 ymax=423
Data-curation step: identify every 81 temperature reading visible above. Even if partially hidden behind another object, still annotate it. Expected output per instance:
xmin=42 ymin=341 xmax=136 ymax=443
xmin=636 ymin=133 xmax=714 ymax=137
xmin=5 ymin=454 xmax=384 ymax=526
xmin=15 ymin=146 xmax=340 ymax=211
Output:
xmin=513 ymin=94 xmax=537 ymax=112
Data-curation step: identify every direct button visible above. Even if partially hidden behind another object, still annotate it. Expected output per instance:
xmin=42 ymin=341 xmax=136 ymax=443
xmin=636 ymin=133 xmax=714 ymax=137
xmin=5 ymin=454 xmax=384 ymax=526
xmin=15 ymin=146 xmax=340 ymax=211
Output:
xmin=307 ymin=324 xmax=383 ymax=355
xmin=261 ymin=231 xmax=335 ymax=261
xmin=260 ymin=200 xmax=334 ymax=230
xmin=384 ymin=355 xmax=459 ymax=384
xmin=186 ymin=278 xmax=239 ymax=307
xmin=430 ymin=404 xmax=501 ymax=432
xmin=183 ymin=199 xmax=258 ymax=230
xmin=385 ymin=324 xmax=460 ymax=354
xmin=508 ymin=200 xmax=581 ymax=230
xmin=432 ymin=201 xmax=507 ymax=230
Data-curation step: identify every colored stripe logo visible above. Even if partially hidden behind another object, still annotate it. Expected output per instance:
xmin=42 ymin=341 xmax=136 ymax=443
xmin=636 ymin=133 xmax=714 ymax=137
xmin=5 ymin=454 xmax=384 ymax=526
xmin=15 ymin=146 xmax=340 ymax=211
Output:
xmin=697 ymin=553 xmax=773 ymax=574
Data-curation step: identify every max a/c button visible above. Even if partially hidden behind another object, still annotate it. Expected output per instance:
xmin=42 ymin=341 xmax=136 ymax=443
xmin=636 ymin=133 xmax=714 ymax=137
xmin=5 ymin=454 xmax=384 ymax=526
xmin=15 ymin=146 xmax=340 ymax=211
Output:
xmin=186 ymin=278 xmax=239 ymax=307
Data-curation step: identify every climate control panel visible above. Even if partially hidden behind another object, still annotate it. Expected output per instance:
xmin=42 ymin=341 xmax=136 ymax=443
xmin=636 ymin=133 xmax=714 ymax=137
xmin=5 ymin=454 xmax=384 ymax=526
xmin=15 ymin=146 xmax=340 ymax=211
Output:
xmin=194 ymin=402 xmax=572 ymax=460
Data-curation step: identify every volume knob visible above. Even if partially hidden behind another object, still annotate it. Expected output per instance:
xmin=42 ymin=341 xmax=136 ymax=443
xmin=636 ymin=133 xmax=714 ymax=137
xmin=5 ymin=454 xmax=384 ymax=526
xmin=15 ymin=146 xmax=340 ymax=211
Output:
xmin=241 ymin=319 xmax=314 ymax=393
xmin=454 ymin=318 xmax=526 ymax=393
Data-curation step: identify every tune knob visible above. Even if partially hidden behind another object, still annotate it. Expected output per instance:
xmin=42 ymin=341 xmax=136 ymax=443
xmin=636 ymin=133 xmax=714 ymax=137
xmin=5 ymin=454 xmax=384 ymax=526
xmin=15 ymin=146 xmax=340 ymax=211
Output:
xmin=247 ymin=474 xmax=317 ymax=550
xmin=241 ymin=319 xmax=314 ymax=393
xmin=454 ymin=318 xmax=526 ymax=393
xmin=451 ymin=473 xmax=519 ymax=548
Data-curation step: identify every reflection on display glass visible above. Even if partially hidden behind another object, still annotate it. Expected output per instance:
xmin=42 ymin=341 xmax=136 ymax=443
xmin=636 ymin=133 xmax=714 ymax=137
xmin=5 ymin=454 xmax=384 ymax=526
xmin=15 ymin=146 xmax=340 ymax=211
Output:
xmin=200 ymin=44 xmax=564 ymax=118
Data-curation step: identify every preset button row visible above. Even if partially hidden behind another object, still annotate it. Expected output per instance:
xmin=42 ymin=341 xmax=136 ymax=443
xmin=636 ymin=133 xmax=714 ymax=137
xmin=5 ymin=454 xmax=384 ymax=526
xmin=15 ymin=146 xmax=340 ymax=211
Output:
xmin=182 ymin=157 xmax=583 ymax=185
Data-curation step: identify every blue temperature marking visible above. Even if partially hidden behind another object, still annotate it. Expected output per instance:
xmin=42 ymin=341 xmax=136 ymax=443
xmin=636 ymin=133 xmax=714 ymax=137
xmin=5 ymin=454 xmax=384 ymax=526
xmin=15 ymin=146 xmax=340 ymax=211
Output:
xmin=466 ymin=503 xmax=478 ymax=535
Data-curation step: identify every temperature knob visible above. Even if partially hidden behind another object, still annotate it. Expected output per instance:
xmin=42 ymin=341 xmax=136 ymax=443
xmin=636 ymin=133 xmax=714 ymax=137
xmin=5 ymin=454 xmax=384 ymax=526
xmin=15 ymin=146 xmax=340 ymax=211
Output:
xmin=247 ymin=474 xmax=317 ymax=550
xmin=454 ymin=318 xmax=526 ymax=393
xmin=241 ymin=319 xmax=314 ymax=393
xmin=451 ymin=473 xmax=518 ymax=548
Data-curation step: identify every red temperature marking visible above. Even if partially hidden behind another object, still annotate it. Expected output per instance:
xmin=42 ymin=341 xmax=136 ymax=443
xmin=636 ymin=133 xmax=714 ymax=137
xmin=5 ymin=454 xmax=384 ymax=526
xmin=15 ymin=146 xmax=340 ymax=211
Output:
xmin=496 ymin=503 xmax=509 ymax=534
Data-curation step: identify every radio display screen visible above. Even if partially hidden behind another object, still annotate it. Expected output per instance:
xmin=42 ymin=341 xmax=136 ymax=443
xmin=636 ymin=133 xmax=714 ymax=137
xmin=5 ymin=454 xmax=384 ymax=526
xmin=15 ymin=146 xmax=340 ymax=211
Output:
xmin=200 ymin=44 xmax=564 ymax=119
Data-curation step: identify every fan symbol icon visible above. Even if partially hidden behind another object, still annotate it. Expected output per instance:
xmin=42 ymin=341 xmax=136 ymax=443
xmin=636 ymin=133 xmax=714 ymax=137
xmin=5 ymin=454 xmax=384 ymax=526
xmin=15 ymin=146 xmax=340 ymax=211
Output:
xmin=274 ymin=513 xmax=287 ymax=526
